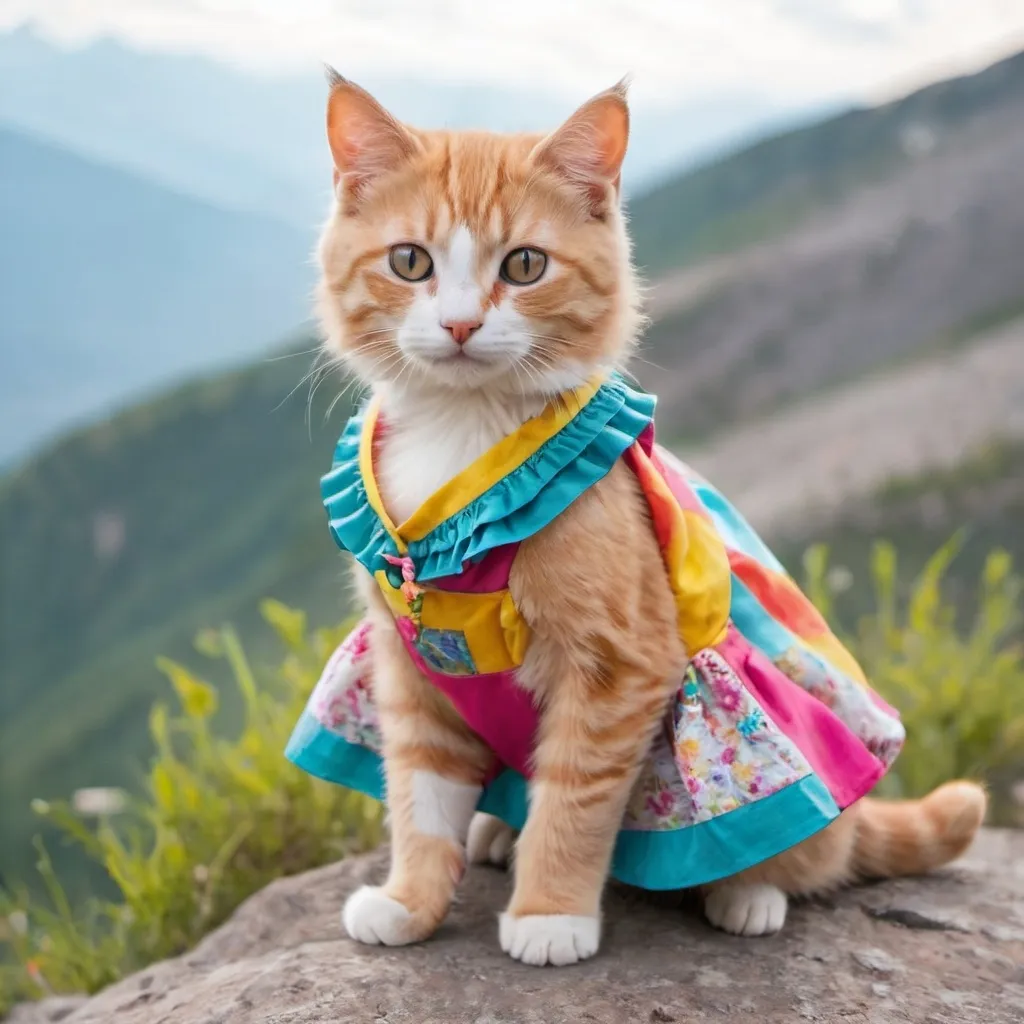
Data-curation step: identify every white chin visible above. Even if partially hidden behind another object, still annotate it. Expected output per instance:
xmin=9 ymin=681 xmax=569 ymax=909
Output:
xmin=416 ymin=354 xmax=509 ymax=387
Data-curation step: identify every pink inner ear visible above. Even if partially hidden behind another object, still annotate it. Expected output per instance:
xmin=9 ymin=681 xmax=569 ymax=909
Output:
xmin=534 ymin=89 xmax=629 ymax=205
xmin=326 ymin=83 xmax=417 ymax=190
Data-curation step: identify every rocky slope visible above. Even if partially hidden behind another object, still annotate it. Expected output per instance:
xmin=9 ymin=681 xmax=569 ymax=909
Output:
xmin=10 ymin=829 xmax=1024 ymax=1024
xmin=640 ymin=94 xmax=1024 ymax=440
xmin=681 ymin=315 xmax=1024 ymax=539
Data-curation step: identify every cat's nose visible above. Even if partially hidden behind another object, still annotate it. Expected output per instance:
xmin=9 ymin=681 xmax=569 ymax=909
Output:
xmin=441 ymin=319 xmax=482 ymax=346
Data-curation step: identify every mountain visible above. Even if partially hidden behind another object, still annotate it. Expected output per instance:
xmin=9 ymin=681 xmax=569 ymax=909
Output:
xmin=0 ymin=126 xmax=315 ymax=464
xmin=628 ymin=48 xmax=1024 ymax=275
xmin=0 ymin=26 xmax=802 ymax=226
xmin=627 ymin=48 xmax=1024 ymax=440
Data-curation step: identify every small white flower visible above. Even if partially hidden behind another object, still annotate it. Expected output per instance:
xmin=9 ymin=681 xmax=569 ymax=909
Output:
xmin=72 ymin=787 xmax=127 ymax=816
xmin=826 ymin=566 xmax=854 ymax=594
xmin=7 ymin=910 xmax=28 ymax=936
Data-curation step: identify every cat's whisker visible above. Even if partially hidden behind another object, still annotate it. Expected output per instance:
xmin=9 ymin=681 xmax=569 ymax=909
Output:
xmin=274 ymin=356 xmax=332 ymax=413
xmin=306 ymin=365 xmax=336 ymax=439
xmin=264 ymin=345 xmax=324 ymax=363
xmin=352 ymin=328 xmax=398 ymax=342
xmin=627 ymin=353 xmax=668 ymax=375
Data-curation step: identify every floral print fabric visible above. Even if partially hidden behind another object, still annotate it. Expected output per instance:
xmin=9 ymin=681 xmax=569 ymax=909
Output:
xmin=773 ymin=645 xmax=904 ymax=768
xmin=309 ymin=621 xmax=381 ymax=753
xmin=625 ymin=648 xmax=812 ymax=831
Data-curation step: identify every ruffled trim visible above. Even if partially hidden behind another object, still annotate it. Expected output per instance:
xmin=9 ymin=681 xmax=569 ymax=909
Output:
xmin=320 ymin=413 xmax=401 ymax=579
xmin=321 ymin=375 xmax=656 ymax=584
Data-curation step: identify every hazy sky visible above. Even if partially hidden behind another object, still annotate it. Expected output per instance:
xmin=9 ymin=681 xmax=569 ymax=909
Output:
xmin=4 ymin=1 xmax=1024 ymax=106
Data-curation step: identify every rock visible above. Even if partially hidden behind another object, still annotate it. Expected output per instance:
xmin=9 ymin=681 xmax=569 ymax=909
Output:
xmin=851 ymin=948 xmax=904 ymax=974
xmin=863 ymin=903 xmax=974 ymax=933
xmin=11 ymin=829 xmax=1024 ymax=1024
xmin=5 ymin=997 xmax=88 ymax=1024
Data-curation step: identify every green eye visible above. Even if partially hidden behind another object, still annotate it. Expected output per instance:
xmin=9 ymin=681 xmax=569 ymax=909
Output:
xmin=500 ymin=247 xmax=547 ymax=285
xmin=389 ymin=244 xmax=434 ymax=282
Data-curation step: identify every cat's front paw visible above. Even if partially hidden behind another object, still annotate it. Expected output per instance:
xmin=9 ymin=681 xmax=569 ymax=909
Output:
xmin=342 ymin=885 xmax=416 ymax=946
xmin=467 ymin=813 xmax=515 ymax=867
xmin=499 ymin=912 xmax=600 ymax=966
xmin=703 ymin=883 xmax=787 ymax=937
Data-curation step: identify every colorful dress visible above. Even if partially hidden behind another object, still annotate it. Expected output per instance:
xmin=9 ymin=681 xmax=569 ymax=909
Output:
xmin=286 ymin=374 xmax=905 ymax=890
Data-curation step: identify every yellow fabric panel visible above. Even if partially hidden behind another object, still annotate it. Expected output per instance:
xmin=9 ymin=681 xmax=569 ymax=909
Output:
xmin=500 ymin=591 xmax=532 ymax=666
xmin=359 ymin=403 xmax=406 ymax=553
xmin=373 ymin=572 xmax=528 ymax=674
xmin=359 ymin=374 xmax=606 ymax=545
xmin=671 ymin=509 xmax=732 ymax=652
xmin=630 ymin=447 xmax=731 ymax=652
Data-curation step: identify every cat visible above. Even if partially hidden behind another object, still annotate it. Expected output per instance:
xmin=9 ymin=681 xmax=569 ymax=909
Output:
xmin=312 ymin=68 xmax=986 ymax=966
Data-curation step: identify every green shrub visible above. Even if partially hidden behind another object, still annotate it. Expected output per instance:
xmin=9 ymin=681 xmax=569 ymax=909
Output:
xmin=0 ymin=602 xmax=382 ymax=1014
xmin=803 ymin=538 xmax=1024 ymax=807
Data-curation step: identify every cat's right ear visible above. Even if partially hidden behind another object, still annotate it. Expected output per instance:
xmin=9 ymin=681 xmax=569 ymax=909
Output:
xmin=325 ymin=66 xmax=418 ymax=206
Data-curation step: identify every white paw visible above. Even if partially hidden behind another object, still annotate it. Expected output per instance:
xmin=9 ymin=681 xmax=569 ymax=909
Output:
xmin=467 ymin=813 xmax=516 ymax=867
xmin=342 ymin=886 xmax=414 ymax=946
xmin=499 ymin=912 xmax=600 ymax=966
xmin=704 ymin=883 xmax=788 ymax=937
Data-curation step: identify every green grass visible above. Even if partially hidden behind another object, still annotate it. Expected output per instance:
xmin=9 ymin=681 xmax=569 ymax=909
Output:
xmin=801 ymin=539 xmax=1024 ymax=815
xmin=0 ymin=605 xmax=383 ymax=1015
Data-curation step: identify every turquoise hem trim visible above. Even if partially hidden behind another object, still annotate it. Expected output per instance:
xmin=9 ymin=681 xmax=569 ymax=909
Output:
xmin=285 ymin=711 xmax=386 ymax=799
xmin=609 ymin=774 xmax=838 ymax=890
xmin=320 ymin=375 xmax=656 ymax=584
xmin=286 ymin=716 xmax=841 ymax=891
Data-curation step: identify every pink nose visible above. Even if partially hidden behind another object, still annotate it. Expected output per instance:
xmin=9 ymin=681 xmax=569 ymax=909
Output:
xmin=442 ymin=319 xmax=482 ymax=346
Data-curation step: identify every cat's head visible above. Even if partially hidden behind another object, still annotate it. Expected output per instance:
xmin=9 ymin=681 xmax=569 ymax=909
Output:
xmin=316 ymin=70 xmax=642 ymax=399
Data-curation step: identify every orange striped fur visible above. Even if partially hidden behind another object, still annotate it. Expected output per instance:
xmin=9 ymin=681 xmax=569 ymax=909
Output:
xmin=317 ymin=73 xmax=986 ymax=963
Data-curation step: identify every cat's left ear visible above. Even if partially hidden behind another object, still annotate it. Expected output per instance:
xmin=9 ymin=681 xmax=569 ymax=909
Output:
xmin=532 ymin=80 xmax=630 ymax=216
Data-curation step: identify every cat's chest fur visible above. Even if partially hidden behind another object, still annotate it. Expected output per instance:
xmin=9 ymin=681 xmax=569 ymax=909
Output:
xmin=375 ymin=387 xmax=548 ymax=527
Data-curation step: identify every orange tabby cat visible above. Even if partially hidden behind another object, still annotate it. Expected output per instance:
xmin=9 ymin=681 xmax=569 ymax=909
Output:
xmin=315 ymin=69 xmax=986 ymax=965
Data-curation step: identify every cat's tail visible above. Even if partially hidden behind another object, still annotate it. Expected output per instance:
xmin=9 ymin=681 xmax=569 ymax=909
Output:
xmin=852 ymin=781 xmax=987 ymax=879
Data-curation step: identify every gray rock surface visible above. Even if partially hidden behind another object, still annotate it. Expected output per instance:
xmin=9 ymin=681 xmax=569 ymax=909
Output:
xmin=9 ymin=830 xmax=1024 ymax=1024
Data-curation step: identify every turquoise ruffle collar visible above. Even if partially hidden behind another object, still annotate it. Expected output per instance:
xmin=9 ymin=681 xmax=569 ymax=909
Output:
xmin=321 ymin=375 xmax=655 ymax=585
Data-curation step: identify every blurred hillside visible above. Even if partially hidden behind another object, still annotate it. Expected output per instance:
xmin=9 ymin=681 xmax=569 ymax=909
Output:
xmin=2 ymin=46 xmax=1023 ymax=895
xmin=0 ymin=344 xmax=350 ymax=893
xmin=0 ymin=126 xmax=314 ymax=465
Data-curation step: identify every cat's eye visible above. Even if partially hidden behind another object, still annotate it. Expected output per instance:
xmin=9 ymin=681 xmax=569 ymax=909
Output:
xmin=389 ymin=244 xmax=434 ymax=282
xmin=500 ymin=247 xmax=547 ymax=286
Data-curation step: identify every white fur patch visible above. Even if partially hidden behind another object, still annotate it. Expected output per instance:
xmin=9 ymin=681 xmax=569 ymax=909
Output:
xmin=436 ymin=225 xmax=479 ymax=323
xmin=467 ymin=812 xmax=516 ymax=866
xmin=342 ymin=886 xmax=415 ymax=945
xmin=375 ymin=386 xmax=549 ymax=524
xmin=704 ymin=883 xmax=788 ymax=937
xmin=499 ymin=912 xmax=601 ymax=966
xmin=411 ymin=771 xmax=481 ymax=843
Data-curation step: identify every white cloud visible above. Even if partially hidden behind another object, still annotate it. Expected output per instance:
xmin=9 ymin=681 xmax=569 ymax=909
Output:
xmin=2 ymin=0 xmax=1023 ymax=107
